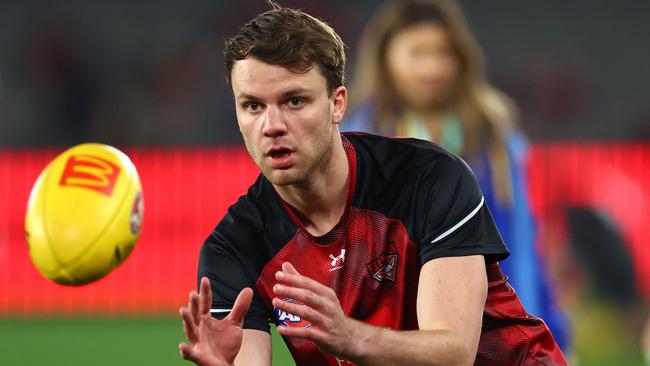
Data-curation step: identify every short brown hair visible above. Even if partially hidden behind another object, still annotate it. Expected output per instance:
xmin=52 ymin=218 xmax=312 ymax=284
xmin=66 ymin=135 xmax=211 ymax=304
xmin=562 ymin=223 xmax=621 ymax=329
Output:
xmin=223 ymin=2 xmax=346 ymax=93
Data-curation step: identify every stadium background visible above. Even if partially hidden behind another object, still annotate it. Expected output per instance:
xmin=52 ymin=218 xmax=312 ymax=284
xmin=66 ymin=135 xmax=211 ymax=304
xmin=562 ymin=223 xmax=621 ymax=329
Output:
xmin=1 ymin=0 xmax=649 ymax=365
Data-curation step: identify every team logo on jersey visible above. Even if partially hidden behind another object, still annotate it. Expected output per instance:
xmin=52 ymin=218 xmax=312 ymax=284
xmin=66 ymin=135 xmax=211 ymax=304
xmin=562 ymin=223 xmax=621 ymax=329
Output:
xmin=329 ymin=249 xmax=346 ymax=271
xmin=366 ymin=243 xmax=398 ymax=282
xmin=274 ymin=298 xmax=311 ymax=328
xmin=59 ymin=154 xmax=121 ymax=196
xmin=334 ymin=356 xmax=355 ymax=365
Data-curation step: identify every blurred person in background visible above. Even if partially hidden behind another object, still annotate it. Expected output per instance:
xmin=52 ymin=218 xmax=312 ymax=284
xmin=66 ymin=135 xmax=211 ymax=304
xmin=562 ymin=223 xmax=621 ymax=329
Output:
xmin=344 ymin=0 xmax=569 ymax=351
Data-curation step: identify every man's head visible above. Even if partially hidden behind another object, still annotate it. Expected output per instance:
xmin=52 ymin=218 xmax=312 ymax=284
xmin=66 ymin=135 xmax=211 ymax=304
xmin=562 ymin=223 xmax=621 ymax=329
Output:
xmin=224 ymin=4 xmax=348 ymax=187
xmin=224 ymin=3 xmax=346 ymax=94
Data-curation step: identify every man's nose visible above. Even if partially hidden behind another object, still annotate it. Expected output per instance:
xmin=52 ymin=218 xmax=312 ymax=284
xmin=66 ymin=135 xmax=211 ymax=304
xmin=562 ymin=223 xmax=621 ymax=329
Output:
xmin=262 ymin=105 xmax=288 ymax=138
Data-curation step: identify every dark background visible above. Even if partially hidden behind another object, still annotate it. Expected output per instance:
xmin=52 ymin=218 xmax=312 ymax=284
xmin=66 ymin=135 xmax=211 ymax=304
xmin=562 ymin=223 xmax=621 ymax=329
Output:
xmin=1 ymin=0 xmax=648 ymax=147
xmin=1 ymin=2 xmax=649 ymax=365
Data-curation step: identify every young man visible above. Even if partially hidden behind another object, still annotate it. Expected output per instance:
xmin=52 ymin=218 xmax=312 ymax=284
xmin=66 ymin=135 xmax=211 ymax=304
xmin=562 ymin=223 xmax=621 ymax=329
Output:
xmin=179 ymin=4 xmax=567 ymax=366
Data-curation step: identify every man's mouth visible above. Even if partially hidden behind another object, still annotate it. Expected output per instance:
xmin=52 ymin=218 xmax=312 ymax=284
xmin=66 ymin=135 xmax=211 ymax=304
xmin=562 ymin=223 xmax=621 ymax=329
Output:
xmin=269 ymin=147 xmax=292 ymax=159
xmin=267 ymin=147 xmax=295 ymax=168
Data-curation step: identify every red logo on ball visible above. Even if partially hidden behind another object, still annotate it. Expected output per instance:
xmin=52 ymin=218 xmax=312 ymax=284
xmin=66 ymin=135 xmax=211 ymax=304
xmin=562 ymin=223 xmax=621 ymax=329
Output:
xmin=59 ymin=154 xmax=121 ymax=197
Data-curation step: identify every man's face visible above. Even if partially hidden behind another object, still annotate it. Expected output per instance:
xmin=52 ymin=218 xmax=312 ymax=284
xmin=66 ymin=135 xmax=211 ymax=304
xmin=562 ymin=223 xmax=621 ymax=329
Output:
xmin=230 ymin=57 xmax=346 ymax=186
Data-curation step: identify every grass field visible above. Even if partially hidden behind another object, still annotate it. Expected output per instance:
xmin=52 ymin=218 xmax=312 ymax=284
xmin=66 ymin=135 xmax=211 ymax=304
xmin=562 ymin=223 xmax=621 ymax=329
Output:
xmin=0 ymin=317 xmax=295 ymax=365
xmin=3 ymin=314 xmax=646 ymax=365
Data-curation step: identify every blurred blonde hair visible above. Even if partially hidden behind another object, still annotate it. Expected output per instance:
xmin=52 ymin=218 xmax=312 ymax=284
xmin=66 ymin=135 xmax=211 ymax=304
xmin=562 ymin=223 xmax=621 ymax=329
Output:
xmin=349 ymin=0 xmax=516 ymax=203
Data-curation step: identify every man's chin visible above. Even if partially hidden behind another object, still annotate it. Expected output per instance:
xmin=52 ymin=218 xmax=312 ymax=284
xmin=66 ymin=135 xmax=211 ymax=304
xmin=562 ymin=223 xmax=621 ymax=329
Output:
xmin=263 ymin=168 xmax=301 ymax=187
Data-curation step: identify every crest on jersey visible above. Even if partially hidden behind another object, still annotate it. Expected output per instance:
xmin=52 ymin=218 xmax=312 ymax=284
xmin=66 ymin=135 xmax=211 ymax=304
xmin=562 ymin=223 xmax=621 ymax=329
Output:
xmin=366 ymin=243 xmax=398 ymax=282
xmin=274 ymin=298 xmax=311 ymax=328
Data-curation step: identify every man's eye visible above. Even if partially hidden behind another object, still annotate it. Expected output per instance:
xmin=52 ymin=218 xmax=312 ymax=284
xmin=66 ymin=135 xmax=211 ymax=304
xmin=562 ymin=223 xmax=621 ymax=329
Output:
xmin=287 ymin=97 xmax=305 ymax=108
xmin=245 ymin=102 xmax=261 ymax=112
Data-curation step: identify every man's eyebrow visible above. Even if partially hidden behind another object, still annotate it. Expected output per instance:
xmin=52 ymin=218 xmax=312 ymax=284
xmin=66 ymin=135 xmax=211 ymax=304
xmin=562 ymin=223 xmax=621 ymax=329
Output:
xmin=278 ymin=87 xmax=311 ymax=98
xmin=236 ymin=92 xmax=259 ymax=100
xmin=236 ymin=87 xmax=312 ymax=101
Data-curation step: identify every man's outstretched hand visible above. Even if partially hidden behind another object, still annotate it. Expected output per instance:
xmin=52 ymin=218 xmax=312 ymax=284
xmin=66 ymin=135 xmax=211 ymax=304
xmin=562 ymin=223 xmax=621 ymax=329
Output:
xmin=272 ymin=262 xmax=361 ymax=361
xmin=179 ymin=277 xmax=253 ymax=366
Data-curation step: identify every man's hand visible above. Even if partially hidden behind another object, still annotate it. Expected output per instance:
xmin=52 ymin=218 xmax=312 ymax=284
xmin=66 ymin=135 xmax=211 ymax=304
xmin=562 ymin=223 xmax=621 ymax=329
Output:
xmin=179 ymin=277 xmax=253 ymax=366
xmin=271 ymin=262 xmax=361 ymax=359
xmin=272 ymin=257 xmax=487 ymax=366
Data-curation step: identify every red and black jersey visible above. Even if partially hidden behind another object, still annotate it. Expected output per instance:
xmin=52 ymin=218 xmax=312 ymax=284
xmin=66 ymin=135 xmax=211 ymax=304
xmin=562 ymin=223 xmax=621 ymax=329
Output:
xmin=199 ymin=133 xmax=567 ymax=365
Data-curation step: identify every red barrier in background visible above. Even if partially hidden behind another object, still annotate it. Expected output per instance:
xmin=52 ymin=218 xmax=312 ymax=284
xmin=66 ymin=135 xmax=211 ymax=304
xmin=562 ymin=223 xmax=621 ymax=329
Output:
xmin=0 ymin=143 xmax=648 ymax=317
xmin=529 ymin=143 xmax=650 ymax=299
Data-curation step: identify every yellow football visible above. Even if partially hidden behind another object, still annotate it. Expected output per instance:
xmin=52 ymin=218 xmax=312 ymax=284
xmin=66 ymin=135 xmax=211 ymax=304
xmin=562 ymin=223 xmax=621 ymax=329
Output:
xmin=25 ymin=143 xmax=144 ymax=286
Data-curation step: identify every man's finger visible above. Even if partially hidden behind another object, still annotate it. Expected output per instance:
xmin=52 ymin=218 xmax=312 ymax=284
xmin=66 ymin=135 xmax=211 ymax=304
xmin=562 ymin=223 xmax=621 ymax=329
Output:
xmin=282 ymin=262 xmax=300 ymax=275
xmin=198 ymin=277 xmax=212 ymax=316
xmin=272 ymin=296 xmax=324 ymax=325
xmin=273 ymin=283 xmax=326 ymax=311
xmin=225 ymin=287 xmax=253 ymax=325
xmin=179 ymin=342 xmax=198 ymax=362
xmin=180 ymin=307 xmax=199 ymax=344
xmin=188 ymin=291 xmax=200 ymax=326
xmin=276 ymin=270 xmax=329 ymax=297
xmin=276 ymin=324 xmax=327 ymax=342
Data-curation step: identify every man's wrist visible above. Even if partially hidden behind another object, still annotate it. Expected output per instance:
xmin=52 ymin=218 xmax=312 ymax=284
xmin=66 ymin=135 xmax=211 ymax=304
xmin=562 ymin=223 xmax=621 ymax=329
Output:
xmin=343 ymin=319 xmax=377 ymax=363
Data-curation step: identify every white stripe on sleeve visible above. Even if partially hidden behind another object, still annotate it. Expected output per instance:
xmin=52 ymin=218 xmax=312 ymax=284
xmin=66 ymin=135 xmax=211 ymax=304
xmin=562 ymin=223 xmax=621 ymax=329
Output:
xmin=210 ymin=308 xmax=232 ymax=314
xmin=430 ymin=196 xmax=485 ymax=244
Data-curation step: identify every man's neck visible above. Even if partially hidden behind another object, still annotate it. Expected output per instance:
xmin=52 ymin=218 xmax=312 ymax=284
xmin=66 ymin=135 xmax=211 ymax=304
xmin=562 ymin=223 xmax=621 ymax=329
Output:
xmin=274 ymin=132 xmax=349 ymax=237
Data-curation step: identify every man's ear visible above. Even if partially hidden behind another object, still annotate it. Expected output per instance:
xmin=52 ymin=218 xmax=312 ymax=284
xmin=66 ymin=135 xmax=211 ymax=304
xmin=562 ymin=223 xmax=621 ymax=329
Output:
xmin=331 ymin=86 xmax=348 ymax=125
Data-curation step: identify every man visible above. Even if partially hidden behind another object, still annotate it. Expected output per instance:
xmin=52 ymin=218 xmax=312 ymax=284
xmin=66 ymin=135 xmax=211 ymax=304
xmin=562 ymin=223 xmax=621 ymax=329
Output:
xmin=179 ymin=3 xmax=567 ymax=365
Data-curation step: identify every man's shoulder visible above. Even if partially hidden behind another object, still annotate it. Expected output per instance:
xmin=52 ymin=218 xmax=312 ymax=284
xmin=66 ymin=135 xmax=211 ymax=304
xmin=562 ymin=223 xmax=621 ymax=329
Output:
xmin=343 ymin=132 xmax=473 ymax=224
xmin=207 ymin=174 xmax=295 ymax=256
xmin=216 ymin=174 xmax=277 ymax=233
xmin=343 ymin=132 xmax=465 ymax=181
xmin=344 ymin=131 xmax=455 ymax=157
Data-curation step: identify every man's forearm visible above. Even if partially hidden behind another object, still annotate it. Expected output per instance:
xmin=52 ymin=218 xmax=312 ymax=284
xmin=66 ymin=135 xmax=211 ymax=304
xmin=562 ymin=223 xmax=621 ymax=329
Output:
xmin=345 ymin=319 xmax=478 ymax=366
xmin=234 ymin=329 xmax=272 ymax=366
